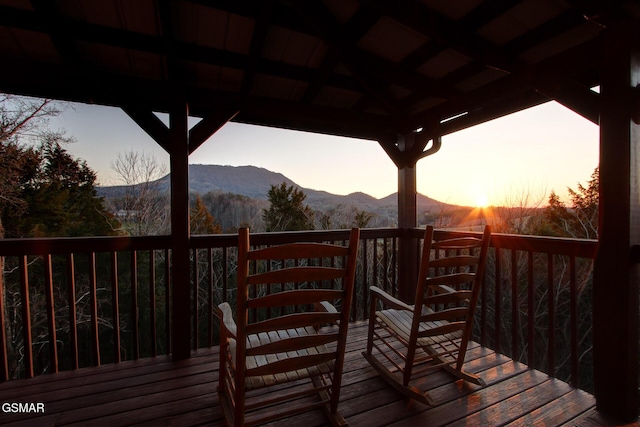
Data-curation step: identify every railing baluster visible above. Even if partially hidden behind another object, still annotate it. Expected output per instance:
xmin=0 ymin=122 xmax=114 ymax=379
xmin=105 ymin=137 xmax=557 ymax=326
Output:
xmin=89 ymin=253 xmax=100 ymax=367
xmin=0 ymin=256 xmax=8 ymax=381
xmin=131 ymin=251 xmax=139 ymax=360
xmin=511 ymin=249 xmax=518 ymax=359
xmin=527 ymin=251 xmax=534 ymax=367
xmin=222 ymin=246 xmax=228 ymax=306
xmin=480 ymin=249 xmax=487 ymax=348
xmin=570 ymin=255 xmax=578 ymax=387
xmin=547 ymin=253 xmax=555 ymax=376
xmin=165 ymin=248 xmax=171 ymax=354
xmin=383 ymin=237 xmax=389 ymax=294
xmin=19 ymin=256 xmax=34 ymax=378
xmin=208 ymin=247 xmax=214 ymax=347
xmin=494 ymin=247 xmax=502 ymax=354
xmin=149 ymin=250 xmax=157 ymax=357
xmin=192 ymin=248 xmax=199 ymax=350
xmin=43 ymin=254 xmax=58 ymax=373
xmin=111 ymin=252 xmax=121 ymax=364
xmin=67 ymin=253 xmax=78 ymax=370
xmin=372 ymin=237 xmax=378 ymax=289
xmin=391 ymin=237 xmax=397 ymax=299
xmin=359 ymin=237 xmax=368 ymax=321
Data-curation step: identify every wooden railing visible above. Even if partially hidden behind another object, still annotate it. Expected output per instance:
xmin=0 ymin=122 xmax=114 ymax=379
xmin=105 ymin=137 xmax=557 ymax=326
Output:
xmin=432 ymin=229 xmax=598 ymax=390
xmin=0 ymin=228 xmax=597 ymax=392
xmin=0 ymin=229 xmax=398 ymax=381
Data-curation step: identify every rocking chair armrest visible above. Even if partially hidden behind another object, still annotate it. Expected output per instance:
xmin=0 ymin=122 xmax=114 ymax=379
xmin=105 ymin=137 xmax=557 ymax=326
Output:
xmin=218 ymin=302 xmax=237 ymax=339
xmin=313 ymin=301 xmax=340 ymax=330
xmin=314 ymin=300 xmax=338 ymax=315
xmin=370 ymin=286 xmax=413 ymax=312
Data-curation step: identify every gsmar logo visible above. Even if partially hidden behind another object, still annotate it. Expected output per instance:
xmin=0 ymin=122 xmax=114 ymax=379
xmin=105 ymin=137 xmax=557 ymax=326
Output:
xmin=2 ymin=402 xmax=45 ymax=413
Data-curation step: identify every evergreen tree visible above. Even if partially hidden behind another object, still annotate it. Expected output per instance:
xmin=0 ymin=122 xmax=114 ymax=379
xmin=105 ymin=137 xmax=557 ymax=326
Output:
xmin=0 ymin=95 xmax=63 ymax=238
xmin=1 ymin=134 xmax=118 ymax=237
xmin=542 ymin=167 xmax=599 ymax=239
xmin=263 ymin=182 xmax=314 ymax=231
xmin=191 ymin=194 xmax=222 ymax=234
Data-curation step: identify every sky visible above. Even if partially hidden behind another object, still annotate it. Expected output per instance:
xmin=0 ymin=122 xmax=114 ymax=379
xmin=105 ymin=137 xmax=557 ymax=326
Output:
xmin=49 ymin=100 xmax=599 ymax=208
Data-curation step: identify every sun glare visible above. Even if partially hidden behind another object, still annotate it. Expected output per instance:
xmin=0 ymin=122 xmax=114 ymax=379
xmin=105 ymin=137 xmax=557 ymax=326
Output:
xmin=475 ymin=194 xmax=490 ymax=208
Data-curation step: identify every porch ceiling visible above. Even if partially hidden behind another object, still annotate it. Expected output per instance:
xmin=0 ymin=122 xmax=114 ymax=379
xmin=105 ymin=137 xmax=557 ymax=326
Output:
xmin=0 ymin=0 xmax=634 ymax=141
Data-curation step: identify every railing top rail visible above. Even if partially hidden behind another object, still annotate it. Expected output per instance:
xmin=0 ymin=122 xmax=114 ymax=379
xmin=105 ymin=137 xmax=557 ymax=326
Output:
xmin=191 ymin=227 xmax=400 ymax=249
xmin=412 ymin=228 xmax=598 ymax=259
xmin=0 ymin=235 xmax=173 ymax=256
xmin=0 ymin=228 xmax=597 ymax=258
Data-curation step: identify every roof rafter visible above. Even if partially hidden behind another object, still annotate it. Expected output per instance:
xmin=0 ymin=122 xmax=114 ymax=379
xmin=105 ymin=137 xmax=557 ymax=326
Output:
xmin=241 ymin=1 xmax=274 ymax=95
xmin=283 ymin=0 xmax=407 ymax=118
xmin=409 ymin=36 xmax=602 ymax=133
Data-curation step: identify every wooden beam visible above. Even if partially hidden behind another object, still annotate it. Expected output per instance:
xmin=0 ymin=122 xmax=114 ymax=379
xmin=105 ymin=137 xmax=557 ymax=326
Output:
xmin=396 ymin=133 xmax=419 ymax=303
xmin=438 ymin=89 xmax=550 ymax=137
xmin=122 ymin=106 xmax=170 ymax=152
xmin=168 ymin=98 xmax=192 ymax=361
xmin=534 ymin=79 xmax=600 ymax=125
xmin=592 ymin=20 xmax=640 ymax=421
xmin=408 ymin=38 xmax=600 ymax=133
xmin=188 ymin=109 xmax=239 ymax=155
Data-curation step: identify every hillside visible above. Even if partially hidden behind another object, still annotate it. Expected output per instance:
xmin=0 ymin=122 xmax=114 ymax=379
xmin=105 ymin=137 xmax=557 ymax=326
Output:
xmin=98 ymin=164 xmax=455 ymax=214
xmin=98 ymin=165 xmax=458 ymax=229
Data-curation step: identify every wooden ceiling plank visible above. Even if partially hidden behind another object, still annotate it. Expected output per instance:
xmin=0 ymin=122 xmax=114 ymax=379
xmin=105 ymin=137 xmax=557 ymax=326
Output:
xmin=369 ymin=0 xmax=518 ymax=74
xmin=503 ymin=8 xmax=588 ymax=56
xmin=27 ymin=0 xmax=82 ymax=67
xmin=284 ymin=0 xmax=407 ymax=118
xmin=300 ymin=5 xmax=379 ymax=105
xmin=241 ymin=1 xmax=274 ymax=95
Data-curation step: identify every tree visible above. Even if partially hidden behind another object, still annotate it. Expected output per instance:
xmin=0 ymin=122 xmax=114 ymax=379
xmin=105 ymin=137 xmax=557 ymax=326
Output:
xmin=108 ymin=150 xmax=169 ymax=236
xmin=0 ymin=95 xmax=64 ymax=238
xmin=201 ymin=192 xmax=265 ymax=232
xmin=6 ymin=134 xmax=117 ymax=237
xmin=542 ymin=167 xmax=599 ymax=239
xmin=262 ymin=182 xmax=314 ymax=231
xmin=318 ymin=206 xmax=375 ymax=229
xmin=191 ymin=194 xmax=222 ymax=234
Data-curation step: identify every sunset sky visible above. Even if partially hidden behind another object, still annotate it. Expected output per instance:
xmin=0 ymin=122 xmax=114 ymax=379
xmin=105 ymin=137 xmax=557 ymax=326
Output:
xmin=52 ymin=99 xmax=599 ymax=208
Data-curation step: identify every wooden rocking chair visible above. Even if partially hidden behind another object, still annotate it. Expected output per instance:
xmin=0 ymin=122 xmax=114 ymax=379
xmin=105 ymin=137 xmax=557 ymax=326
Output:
xmin=218 ymin=227 xmax=360 ymax=427
xmin=363 ymin=225 xmax=491 ymax=405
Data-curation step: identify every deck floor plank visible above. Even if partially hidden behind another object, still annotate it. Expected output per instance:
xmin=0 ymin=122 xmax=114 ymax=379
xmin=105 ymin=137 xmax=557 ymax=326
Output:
xmin=0 ymin=322 xmax=636 ymax=427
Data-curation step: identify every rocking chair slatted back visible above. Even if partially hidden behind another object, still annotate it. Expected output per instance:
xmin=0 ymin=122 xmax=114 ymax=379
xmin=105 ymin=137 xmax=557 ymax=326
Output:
xmin=218 ymin=227 xmax=360 ymax=427
xmin=363 ymin=225 xmax=491 ymax=406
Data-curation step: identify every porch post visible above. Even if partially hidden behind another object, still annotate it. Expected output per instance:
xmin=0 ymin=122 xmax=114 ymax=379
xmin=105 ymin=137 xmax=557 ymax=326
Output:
xmin=168 ymin=100 xmax=192 ymax=360
xmin=397 ymin=133 xmax=419 ymax=303
xmin=592 ymin=20 xmax=640 ymax=420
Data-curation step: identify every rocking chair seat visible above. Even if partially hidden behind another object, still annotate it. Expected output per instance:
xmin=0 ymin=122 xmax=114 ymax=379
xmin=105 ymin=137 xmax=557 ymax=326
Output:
xmin=376 ymin=308 xmax=463 ymax=348
xmin=228 ymin=327 xmax=336 ymax=390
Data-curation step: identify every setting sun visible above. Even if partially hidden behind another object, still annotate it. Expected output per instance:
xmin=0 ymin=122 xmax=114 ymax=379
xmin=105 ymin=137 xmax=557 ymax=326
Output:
xmin=475 ymin=194 xmax=490 ymax=208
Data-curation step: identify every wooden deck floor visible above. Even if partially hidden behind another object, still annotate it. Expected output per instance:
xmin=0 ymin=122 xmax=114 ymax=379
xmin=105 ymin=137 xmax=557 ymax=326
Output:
xmin=0 ymin=322 xmax=636 ymax=427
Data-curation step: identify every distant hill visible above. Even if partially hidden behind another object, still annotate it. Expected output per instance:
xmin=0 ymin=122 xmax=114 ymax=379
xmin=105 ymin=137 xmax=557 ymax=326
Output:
xmin=97 ymin=164 xmax=457 ymax=217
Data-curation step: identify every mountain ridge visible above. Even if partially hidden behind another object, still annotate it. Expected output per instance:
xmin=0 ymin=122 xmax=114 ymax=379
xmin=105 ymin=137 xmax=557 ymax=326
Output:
xmin=98 ymin=164 xmax=458 ymax=213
